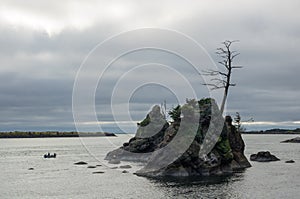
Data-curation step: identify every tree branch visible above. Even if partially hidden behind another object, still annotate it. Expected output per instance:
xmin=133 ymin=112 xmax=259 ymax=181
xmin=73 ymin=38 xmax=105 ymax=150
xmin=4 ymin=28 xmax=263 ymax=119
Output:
xmin=232 ymin=65 xmax=243 ymax=69
xmin=201 ymin=40 xmax=242 ymax=115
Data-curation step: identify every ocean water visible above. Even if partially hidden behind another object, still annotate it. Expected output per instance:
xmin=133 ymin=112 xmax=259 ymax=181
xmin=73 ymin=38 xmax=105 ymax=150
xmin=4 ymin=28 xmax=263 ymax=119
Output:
xmin=0 ymin=134 xmax=299 ymax=199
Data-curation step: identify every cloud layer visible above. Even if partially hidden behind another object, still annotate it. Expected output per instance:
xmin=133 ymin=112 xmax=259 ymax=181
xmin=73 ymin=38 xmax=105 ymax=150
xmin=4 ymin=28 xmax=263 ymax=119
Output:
xmin=0 ymin=0 xmax=299 ymax=131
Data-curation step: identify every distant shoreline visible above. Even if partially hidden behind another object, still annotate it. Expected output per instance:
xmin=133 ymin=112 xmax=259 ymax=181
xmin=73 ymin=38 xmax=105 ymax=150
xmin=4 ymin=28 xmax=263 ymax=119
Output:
xmin=243 ymin=128 xmax=300 ymax=135
xmin=1 ymin=128 xmax=300 ymax=138
xmin=0 ymin=131 xmax=116 ymax=138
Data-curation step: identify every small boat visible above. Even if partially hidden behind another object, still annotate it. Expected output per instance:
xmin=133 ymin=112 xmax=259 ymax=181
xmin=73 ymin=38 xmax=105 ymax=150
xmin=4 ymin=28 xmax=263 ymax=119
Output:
xmin=43 ymin=153 xmax=56 ymax=158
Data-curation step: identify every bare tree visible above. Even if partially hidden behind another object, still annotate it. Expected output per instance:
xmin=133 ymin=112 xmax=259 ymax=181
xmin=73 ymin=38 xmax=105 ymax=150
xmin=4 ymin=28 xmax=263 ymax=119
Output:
xmin=203 ymin=40 xmax=242 ymax=114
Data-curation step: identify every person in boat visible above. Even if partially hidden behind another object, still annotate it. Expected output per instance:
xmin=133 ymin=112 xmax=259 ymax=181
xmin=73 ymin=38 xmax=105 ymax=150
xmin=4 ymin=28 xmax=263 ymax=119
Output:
xmin=43 ymin=152 xmax=57 ymax=158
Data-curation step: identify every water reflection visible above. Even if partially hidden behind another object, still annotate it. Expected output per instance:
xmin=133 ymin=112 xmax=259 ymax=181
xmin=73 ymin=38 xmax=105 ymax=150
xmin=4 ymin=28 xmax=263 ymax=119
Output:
xmin=150 ymin=175 xmax=233 ymax=186
xmin=146 ymin=172 xmax=246 ymax=198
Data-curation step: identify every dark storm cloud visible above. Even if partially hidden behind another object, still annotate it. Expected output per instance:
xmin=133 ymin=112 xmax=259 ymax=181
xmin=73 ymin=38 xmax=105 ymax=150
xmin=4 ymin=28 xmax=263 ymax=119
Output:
xmin=0 ymin=0 xmax=299 ymax=131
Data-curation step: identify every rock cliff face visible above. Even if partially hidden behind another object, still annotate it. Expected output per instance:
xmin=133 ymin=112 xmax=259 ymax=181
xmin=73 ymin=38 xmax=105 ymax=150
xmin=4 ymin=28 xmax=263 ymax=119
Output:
xmin=105 ymin=105 xmax=169 ymax=162
xmin=105 ymin=98 xmax=251 ymax=177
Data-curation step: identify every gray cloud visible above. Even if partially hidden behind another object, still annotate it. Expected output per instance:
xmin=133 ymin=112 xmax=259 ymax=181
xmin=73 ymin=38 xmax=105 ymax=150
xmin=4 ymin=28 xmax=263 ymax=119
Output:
xmin=0 ymin=0 xmax=299 ymax=131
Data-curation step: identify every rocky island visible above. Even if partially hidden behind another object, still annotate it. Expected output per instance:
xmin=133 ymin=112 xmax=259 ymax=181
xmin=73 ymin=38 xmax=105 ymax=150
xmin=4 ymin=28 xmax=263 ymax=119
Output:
xmin=106 ymin=98 xmax=251 ymax=177
xmin=250 ymin=151 xmax=280 ymax=162
xmin=281 ymin=137 xmax=300 ymax=143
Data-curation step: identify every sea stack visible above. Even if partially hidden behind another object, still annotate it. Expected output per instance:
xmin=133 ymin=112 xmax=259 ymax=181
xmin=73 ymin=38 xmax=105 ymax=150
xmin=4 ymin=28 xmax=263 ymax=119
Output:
xmin=106 ymin=98 xmax=251 ymax=177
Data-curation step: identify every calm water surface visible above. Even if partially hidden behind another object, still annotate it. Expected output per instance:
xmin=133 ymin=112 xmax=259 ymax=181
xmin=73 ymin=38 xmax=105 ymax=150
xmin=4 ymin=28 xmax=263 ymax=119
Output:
xmin=0 ymin=134 xmax=299 ymax=199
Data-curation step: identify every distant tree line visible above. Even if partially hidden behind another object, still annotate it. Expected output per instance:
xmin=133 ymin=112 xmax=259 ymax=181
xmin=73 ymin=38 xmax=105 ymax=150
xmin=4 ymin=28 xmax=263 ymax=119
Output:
xmin=0 ymin=131 xmax=116 ymax=138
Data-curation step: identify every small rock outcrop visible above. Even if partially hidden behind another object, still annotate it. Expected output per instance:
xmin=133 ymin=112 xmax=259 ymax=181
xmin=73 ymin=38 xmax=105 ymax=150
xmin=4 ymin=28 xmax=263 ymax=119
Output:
xmin=250 ymin=151 xmax=280 ymax=162
xmin=92 ymin=171 xmax=105 ymax=174
xmin=285 ymin=160 xmax=295 ymax=163
xmin=104 ymin=132 xmax=117 ymax=136
xmin=106 ymin=98 xmax=251 ymax=177
xmin=281 ymin=137 xmax=300 ymax=143
xmin=74 ymin=161 xmax=88 ymax=165
xmin=119 ymin=165 xmax=132 ymax=169
xmin=108 ymin=157 xmax=121 ymax=164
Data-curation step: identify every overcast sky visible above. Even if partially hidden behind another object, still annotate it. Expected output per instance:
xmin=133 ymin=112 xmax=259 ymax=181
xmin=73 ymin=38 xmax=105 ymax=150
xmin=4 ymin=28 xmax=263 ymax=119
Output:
xmin=0 ymin=0 xmax=300 ymax=132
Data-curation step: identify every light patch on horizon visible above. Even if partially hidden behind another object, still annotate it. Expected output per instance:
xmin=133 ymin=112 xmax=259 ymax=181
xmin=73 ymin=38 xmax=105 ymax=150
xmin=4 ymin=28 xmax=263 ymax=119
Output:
xmin=243 ymin=121 xmax=300 ymax=131
xmin=244 ymin=121 xmax=300 ymax=126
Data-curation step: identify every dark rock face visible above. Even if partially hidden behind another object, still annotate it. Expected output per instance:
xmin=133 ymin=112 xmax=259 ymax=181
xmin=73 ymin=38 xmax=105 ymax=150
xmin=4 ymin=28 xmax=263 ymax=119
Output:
xmin=105 ymin=105 xmax=169 ymax=162
xmin=105 ymin=98 xmax=251 ymax=177
xmin=226 ymin=116 xmax=251 ymax=169
xmin=250 ymin=151 xmax=280 ymax=162
xmin=281 ymin=137 xmax=300 ymax=143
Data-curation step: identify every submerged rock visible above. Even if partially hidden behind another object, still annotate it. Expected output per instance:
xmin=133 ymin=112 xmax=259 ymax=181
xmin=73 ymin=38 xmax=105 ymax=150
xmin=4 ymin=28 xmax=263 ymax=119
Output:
xmin=250 ymin=151 xmax=280 ymax=162
xmin=74 ymin=161 xmax=88 ymax=165
xmin=108 ymin=158 xmax=121 ymax=164
xmin=87 ymin=166 xmax=97 ymax=168
xmin=106 ymin=98 xmax=251 ymax=177
xmin=119 ymin=165 xmax=132 ymax=169
xmin=104 ymin=132 xmax=117 ymax=137
xmin=285 ymin=160 xmax=295 ymax=163
xmin=122 ymin=170 xmax=129 ymax=173
xmin=281 ymin=137 xmax=300 ymax=143
xmin=28 ymin=168 xmax=34 ymax=170
xmin=92 ymin=171 xmax=105 ymax=174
